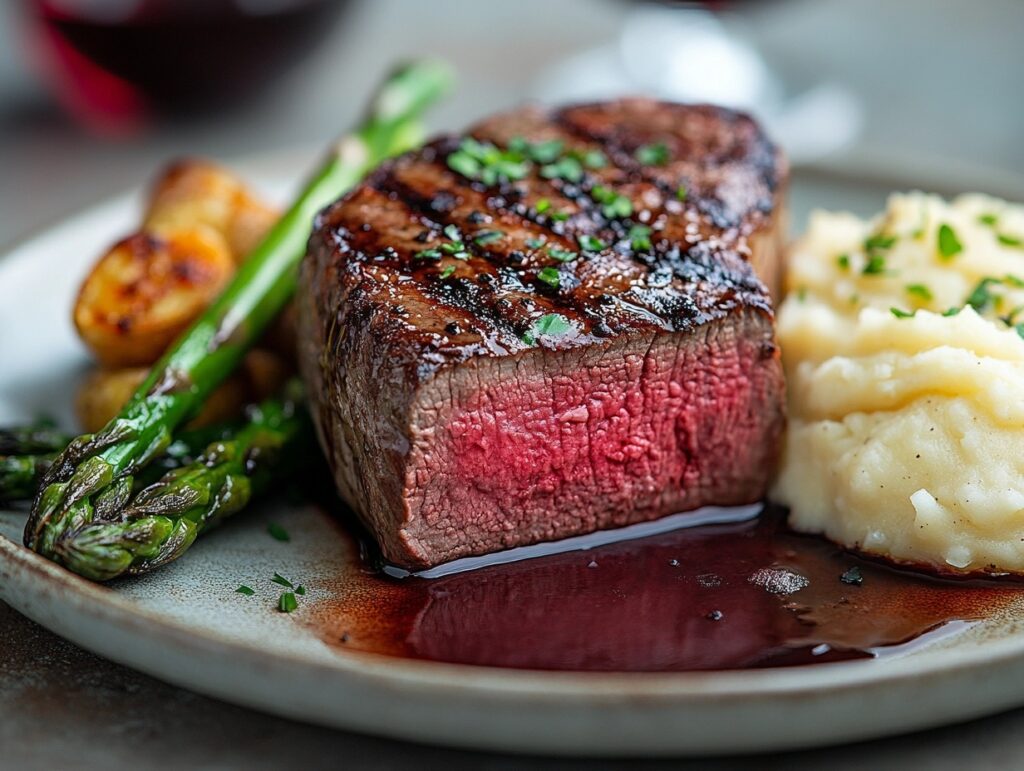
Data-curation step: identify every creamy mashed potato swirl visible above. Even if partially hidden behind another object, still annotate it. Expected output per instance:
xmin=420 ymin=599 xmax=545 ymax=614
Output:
xmin=773 ymin=192 xmax=1024 ymax=574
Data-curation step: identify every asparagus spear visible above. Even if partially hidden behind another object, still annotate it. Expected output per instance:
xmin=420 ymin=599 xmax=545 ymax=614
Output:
xmin=0 ymin=422 xmax=233 ymax=503
xmin=0 ymin=424 xmax=69 ymax=501
xmin=25 ymin=61 xmax=452 ymax=567
xmin=52 ymin=386 xmax=308 ymax=581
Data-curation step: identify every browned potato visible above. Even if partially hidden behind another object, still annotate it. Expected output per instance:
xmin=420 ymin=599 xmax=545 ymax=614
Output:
xmin=144 ymin=159 xmax=279 ymax=263
xmin=74 ymin=229 xmax=235 ymax=368
xmin=75 ymin=350 xmax=292 ymax=433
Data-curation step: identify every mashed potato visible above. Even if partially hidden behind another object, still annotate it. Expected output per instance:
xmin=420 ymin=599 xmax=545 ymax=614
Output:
xmin=773 ymin=192 xmax=1024 ymax=574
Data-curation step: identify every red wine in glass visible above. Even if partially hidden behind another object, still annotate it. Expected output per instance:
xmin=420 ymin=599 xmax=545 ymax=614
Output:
xmin=28 ymin=0 xmax=348 ymax=132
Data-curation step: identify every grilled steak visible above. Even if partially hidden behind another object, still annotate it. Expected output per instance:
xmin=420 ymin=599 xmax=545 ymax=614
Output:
xmin=298 ymin=99 xmax=787 ymax=569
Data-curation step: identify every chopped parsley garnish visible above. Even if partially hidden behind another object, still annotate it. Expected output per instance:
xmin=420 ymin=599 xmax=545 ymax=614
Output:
xmin=537 ymin=267 xmax=561 ymax=288
xmin=414 ymin=248 xmax=441 ymax=260
xmin=942 ymin=306 xmax=962 ymax=317
xmin=628 ymin=224 xmax=652 ymax=252
xmin=937 ymin=223 xmax=963 ymax=259
xmin=443 ymin=224 xmax=461 ymax=241
xmin=278 ymin=592 xmax=298 ymax=613
xmin=577 ymin=234 xmax=606 ymax=252
xmin=967 ymin=277 xmax=1001 ymax=312
xmin=547 ymin=245 xmax=578 ymax=262
xmin=582 ymin=149 xmax=607 ymax=169
xmin=862 ymin=254 xmax=888 ymax=275
xmin=540 ymin=156 xmax=584 ymax=183
xmin=235 ymin=585 xmax=255 ymax=596
xmin=998 ymin=233 xmax=1023 ymax=248
xmin=525 ymin=236 xmax=547 ymax=250
xmin=522 ymin=313 xmax=574 ymax=344
xmin=535 ymin=197 xmax=551 ymax=214
xmin=1016 ymin=324 xmax=1024 ymax=340
xmin=296 ymin=585 xmax=307 ymax=596
xmin=447 ymin=137 xmax=530 ymax=185
xmin=551 ymin=210 xmax=570 ymax=222
xmin=526 ymin=138 xmax=565 ymax=163
xmin=890 ymin=307 xmax=914 ymax=318
xmin=473 ymin=230 xmax=504 ymax=246
xmin=864 ymin=233 xmax=897 ymax=252
xmin=905 ymin=283 xmax=933 ymax=302
xmin=439 ymin=265 xmax=456 ymax=279
xmin=836 ymin=254 xmax=850 ymax=270
xmin=271 ymin=572 xmax=294 ymax=589
xmin=676 ymin=185 xmax=688 ymax=202
xmin=635 ymin=142 xmax=670 ymax=166
xmin=590 ymin=185 xmax=632 ymax=219
xmin=267 ymin=523 xmax=290 ymax=542
xmin=840 ymin=566 xmax=863 ymax=586
xmin=978 ymin=213 xmax=999 ymax=227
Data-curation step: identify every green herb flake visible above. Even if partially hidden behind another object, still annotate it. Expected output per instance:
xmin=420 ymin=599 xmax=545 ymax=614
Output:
xmin=525 ymin=236 xmax=547 ymax=250
xmin=862 ymin=254 xmax=888 ymax=275
xmin=905 ymin=283 xmax=933 ymax=302
xmin=864 ymin=233 xmax=897 ymax=252
xmin=937 ymin=223 xmax=963 ymax=259
xmin=635 ymin=142 xmax=670 ymax=166
xmin=978 ymin=213 xmax=999 ymax=227
xmin=547 ymin=245 xmax=578 ymax=263
xmin=577 ymin=234 xmax=606 ymax=252
xmin=628 ymin=224 xmax=652 ymax=252
xmin=1016 ymin=323 xmax=1024 ymax=340
xmin=551 ymin=210 xmax=571 ymax=222
xmin=473 ymin=230 xmax=504 ymax=246
xmin=535 ymin=198 xmax=551 ymax=214
xmin=600 ymin=193 xmax=632 ymax=219
xmin=676 ymin=185 xmax=688 ymax=202
xmin=443 ymin=224 xmax=461 ymax=241
xmin=527 ymin=139 xmax=564 ymax=163
xmin=890 ymin=307 xmax=914 ymax=318
xmin=414 ymin=248 xmax=442 ymax=261
xmin=840 ymin=566 xmax=863 ymax=586
xmin=942 ymin=306 xmax=962 ymax=317
xmin=267 ymin=523 xmax=290 ymax=542
xmin=439 ymin=265 xmax=456 ymax=279
xmin=966 ymin=277 xmax=1000 ymax=312
xmin=278 ymin=592 xmax=298 ymax=613
xmin=836 ymin=254 xmax=850 ymax=270
xmin=529 ymin=314 xmax=573 ymax=340
xmin=235 ymin=585 xmax=255 ymax=596
xmin=446 ymin=151 xmax=481 ymax=179
xmin=271 ymin=572 xmax=294 ymax=589
xmin=582 ymin=149 xmax=607 ymax=169
xmin=998 ymin=233 xmax=1023 ymax=248
xmin=296 ymin=585 xmax=307 ymax=596
xmin=540 ymin=156 xmax=584 ymax=183
xmin=537 ymin=267 xmax=561 ymax=288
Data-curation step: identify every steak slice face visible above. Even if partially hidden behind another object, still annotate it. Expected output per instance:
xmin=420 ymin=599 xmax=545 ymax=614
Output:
xmin=298 ymin=99 xmax=787 ymax=569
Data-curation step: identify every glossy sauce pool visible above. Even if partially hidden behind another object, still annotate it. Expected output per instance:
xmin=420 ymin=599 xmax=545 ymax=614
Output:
xmin=308 ymin=505 xmax=1024 ymax=672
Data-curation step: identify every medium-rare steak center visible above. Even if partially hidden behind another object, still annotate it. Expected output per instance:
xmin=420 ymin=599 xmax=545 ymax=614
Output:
xmin=298 ymin=99 xmax=787 ymax=569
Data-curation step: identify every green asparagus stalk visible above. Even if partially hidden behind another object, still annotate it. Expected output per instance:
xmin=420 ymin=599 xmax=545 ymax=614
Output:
xmin=25 ymin=61 xmax=452 ymax=568
xmin=0 ymin=422 xmax=234 ymax=503
xmin=0 ymin=424 xmax=69 ymax=501
xmin=51 ymin=386 xmax=308 ymax=581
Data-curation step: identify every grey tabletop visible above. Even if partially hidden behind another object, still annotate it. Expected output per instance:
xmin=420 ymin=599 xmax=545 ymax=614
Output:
xmin=2 ymin=0 xmax=1023 ymax=767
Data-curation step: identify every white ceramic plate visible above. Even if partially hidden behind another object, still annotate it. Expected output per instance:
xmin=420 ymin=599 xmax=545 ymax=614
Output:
xmin=4 ymin=161 xmax=1024 ymax=757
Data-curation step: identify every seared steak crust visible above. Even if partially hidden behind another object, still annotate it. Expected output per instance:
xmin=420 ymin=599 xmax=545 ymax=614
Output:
xmin=299 ymin=99 xmax=787 ymax=568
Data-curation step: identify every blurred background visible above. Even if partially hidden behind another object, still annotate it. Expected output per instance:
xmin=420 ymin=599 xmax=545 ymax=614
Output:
xmin=0 ymin=0 xmax=1022 ymax=251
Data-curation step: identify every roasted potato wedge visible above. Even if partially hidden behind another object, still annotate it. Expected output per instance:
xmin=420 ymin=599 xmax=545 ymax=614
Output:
xmin=75 ymin=350 xmax=293 ymax=433
xmin=144 ymin=159 xmax=279 ymax=263
xmin=74 ymin=228 xmax=235 ymax=368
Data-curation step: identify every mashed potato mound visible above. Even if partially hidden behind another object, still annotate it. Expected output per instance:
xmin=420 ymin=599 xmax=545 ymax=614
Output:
xmin=773 ymin=192 xmax=1024 ymax=574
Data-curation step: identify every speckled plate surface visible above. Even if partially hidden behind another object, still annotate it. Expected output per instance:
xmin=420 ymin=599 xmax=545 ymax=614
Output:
xmin=5 ymin=159 xmax=1024 ymax=756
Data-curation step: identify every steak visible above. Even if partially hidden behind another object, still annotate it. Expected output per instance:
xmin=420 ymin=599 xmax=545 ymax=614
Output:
xmin=298 ymin=99 xmax=787 ymax=569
